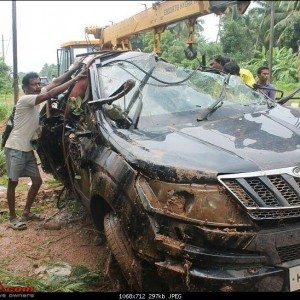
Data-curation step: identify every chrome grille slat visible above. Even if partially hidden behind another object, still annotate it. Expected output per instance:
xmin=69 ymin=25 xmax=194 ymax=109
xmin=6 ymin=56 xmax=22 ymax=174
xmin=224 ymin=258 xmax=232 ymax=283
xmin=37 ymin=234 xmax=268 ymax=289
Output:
xmin=236 ymin=178 xmax=267 ymax=207
xmin=245 ymin=177 xmax=279 ymax=207
xmin=222 ymin=179 xmax=258 ymax=207
xmin=282 ymin=174 xmax=300 ymax=204
xmin=259 ymin=176 xmax=291 ymax=207
xmin=271 ymin=175 xmax=300 ymax=205
xmin=218 ymin=167 xmax=300 ymax=221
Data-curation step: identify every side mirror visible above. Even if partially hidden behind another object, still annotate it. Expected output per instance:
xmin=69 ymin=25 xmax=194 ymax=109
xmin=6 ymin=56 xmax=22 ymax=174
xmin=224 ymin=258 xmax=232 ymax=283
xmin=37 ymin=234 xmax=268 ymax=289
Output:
xmin=88 ymin=79 xmax=136 ymax=109
xmin=277 ymin=86 xmax=300 ymax=105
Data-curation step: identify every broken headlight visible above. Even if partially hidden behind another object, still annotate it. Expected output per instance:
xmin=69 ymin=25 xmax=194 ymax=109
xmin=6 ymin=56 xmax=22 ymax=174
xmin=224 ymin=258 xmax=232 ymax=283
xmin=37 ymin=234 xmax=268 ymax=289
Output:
xmin=136 ymin=175 xmax=251 ymax=226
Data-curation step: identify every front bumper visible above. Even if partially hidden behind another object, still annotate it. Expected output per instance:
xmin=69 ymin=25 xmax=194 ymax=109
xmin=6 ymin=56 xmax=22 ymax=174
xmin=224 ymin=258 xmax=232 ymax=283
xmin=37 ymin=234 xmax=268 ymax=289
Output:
xmin=155 ymin=258 xmax=286 ymax=292
xmin=150 ymin=222 xmax=300 ymax=291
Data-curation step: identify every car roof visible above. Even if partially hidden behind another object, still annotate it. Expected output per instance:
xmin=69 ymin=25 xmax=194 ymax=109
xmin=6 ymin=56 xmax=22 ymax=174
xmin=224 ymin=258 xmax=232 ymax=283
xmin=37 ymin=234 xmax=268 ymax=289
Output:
xmin=82 ymin=50 xmax=154 ymax=67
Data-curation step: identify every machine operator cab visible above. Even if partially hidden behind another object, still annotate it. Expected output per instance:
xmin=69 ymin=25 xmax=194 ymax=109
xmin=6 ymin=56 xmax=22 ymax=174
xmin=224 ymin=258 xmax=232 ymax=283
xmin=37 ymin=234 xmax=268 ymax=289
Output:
xmin=57 ymin=40 xmax=100 ymax=76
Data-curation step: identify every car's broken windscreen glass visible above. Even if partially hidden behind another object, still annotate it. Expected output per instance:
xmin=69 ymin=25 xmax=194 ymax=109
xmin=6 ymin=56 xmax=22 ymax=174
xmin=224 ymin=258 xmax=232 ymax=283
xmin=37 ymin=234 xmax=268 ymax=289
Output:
xmin=97 ymin=55 xmax=268 ymax=128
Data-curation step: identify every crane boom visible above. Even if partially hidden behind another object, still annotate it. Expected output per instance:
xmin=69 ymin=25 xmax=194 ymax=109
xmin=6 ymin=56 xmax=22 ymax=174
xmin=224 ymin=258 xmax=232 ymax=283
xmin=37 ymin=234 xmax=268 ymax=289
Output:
xmin=56 ymin=1 xmax=250 ymax=75
xmin=85 ymin=0 xmax=250 ymax=52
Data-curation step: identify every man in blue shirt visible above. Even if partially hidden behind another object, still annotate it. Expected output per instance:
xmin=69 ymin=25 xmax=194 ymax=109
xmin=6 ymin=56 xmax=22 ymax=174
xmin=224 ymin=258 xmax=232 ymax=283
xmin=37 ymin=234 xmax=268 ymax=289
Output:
xmin=256 ymin=66 xmax=276 ymax=100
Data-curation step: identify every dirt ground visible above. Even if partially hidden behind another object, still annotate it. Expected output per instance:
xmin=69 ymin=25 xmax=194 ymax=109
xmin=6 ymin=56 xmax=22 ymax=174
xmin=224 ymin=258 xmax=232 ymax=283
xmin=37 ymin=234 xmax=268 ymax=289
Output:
xmin=0 ymin=167 xmax=117 ymax=291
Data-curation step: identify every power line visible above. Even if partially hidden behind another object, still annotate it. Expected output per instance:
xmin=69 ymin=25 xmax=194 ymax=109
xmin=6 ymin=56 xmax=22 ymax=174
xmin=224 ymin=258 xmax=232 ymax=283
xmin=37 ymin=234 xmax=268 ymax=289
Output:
xmin=5 ymin=35 xmax=11 ymax=57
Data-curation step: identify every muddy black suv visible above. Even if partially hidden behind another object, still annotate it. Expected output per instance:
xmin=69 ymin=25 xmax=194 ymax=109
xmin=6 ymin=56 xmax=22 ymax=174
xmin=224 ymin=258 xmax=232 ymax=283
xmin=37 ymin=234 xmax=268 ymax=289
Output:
xmin=37 ymin=51 xmax=300 ymax=292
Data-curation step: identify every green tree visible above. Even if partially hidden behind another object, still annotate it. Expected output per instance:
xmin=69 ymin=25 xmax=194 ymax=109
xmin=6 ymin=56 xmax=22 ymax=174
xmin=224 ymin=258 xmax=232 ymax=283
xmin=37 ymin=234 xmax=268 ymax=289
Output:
xmin=246 ymin=46 xmax=298 ymax=83
xmin=251 ymin=1 xmax=300 ymax=52
xmin=18 ymin=72 xmax=26 ymax=85
xmin=0 ymin=58 xmax=12 ymax=94
xmin=39 ymin=63 xmax=58 ymax=79
xmin=219 ymin=5 xmax=261 ymax=63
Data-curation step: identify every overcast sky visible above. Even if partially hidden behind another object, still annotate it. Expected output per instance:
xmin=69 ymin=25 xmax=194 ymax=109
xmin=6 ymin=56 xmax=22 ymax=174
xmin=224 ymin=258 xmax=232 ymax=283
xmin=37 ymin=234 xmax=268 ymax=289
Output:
xmin=0 ymin=1 xmax=223 ymax=73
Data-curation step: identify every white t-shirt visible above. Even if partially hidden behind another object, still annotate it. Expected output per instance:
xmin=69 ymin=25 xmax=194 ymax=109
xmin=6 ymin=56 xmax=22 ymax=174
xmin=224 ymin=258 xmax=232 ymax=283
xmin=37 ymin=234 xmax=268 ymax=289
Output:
xmin=5 ymin=89 xmax=46 ymax=152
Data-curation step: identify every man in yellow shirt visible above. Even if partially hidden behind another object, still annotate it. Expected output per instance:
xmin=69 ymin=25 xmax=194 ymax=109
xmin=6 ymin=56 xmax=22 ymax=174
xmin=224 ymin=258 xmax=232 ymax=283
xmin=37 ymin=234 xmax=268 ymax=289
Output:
xmin=239 ymin=68 xmax=255 ymax=87
xmin=223 ymin=61 xmax=255 ymax=87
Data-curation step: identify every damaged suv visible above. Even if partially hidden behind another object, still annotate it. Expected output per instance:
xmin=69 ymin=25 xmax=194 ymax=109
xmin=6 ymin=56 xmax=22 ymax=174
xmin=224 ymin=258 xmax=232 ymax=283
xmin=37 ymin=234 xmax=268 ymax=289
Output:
xmin=37 ymin=51 xmax=300 ymax=292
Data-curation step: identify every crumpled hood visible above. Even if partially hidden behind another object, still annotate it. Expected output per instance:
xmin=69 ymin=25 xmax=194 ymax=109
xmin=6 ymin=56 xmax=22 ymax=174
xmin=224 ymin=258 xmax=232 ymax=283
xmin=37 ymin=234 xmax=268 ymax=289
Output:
xmin=113 ymin=106 xmax=300 ymax=182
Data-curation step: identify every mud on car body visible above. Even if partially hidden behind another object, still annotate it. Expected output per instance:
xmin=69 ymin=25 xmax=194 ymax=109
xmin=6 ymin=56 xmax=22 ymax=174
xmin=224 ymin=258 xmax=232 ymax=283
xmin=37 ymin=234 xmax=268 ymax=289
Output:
xmin=37 ymin=51 xmax=300 ymax=292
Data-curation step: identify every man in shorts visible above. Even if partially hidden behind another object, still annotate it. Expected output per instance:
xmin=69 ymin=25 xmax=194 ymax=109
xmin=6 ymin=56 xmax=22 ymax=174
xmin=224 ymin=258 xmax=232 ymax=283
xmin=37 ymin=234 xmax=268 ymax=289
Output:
xmin=4 ymin=59 xmax=86 ymax=230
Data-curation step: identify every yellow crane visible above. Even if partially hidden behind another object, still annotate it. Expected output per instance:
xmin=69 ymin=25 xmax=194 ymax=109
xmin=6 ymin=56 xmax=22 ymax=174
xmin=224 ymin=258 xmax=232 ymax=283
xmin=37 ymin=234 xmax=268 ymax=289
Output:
xmin=57 ymin=1 xmax=250 ymax=74
xmin=85 ymin=0 xmax=250 ymax=53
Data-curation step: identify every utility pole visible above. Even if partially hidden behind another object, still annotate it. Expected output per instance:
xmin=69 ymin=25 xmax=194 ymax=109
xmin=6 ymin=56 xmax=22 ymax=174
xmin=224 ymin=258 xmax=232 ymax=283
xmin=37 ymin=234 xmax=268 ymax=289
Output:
xmin=1 ymin=35 xmax=4 ymax=62
xmin=12 ymin=0 xmax=19 ymax=104
xmin=297 ymin=40 xmax=300 ymax=81
xmin=268 ymin=1 xmax=275 ymax=83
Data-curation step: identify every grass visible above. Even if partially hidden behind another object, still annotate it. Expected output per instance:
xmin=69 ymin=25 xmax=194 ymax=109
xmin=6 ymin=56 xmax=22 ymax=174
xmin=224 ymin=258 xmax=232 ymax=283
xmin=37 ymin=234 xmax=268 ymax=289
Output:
xmin=274 ymin=81 xmax=299 ymax=94
xmin=44 ymin=177 xmax=63 ymax=189
xmin=0 ymin=208 xmax=22 ymax=222
xmin=0 ymin=149 xmax=6 ymax=176
xmin=0 ymin=265 xmax=102 ymax=292
xmin=0 ymin=174 xmax=8 ymax=186
xmin=0 ymin=206 xmax=44 ymax=223
xmin=274 ymin=80 xmax=300 ymax=104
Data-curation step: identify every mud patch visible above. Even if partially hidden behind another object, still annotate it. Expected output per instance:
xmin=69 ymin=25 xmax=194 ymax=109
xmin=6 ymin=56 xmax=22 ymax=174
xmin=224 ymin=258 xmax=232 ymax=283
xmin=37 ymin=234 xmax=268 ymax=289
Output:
xmin=0 ymin=168 xmax=118 ymax=291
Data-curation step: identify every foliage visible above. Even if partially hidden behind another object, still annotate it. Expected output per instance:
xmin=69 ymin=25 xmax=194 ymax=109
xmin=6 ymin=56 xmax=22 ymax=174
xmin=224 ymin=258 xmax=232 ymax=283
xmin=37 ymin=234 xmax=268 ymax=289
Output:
xmin=0 ymin=58 xmax=12 ymax=95
xmin=250 ymin=1 xmax=300 ymax=52
xmin=0 ymin=265 xmax=102 ymax=292
xmin=68 ymin=96 xmax=83 ymax=116
xmin=0 ymin=102 xmax=12 ymax=121
xmin=126 ymin=2 xmax=300 ymax=83
xmin=0 ymin=149 xmax=6 ymax=177
xmin=18 ymin=72 xmax=26 ymax=85
xmin=39 ymin=63 xmax=58 ymax=79
xmin=44 ymin=177 xmax=62 ymax=188
xmin=274 ymin=81 xmax=300 ymax=98
xmin=219 ymin=7 xmax=257 ymax=63
xmin=0 ymin=103 xmax=13 ymax=177
xmin=196 ymin=39 xmax=223 ymax=64
xmin=246 ymin=46 xmax=298 ymax=83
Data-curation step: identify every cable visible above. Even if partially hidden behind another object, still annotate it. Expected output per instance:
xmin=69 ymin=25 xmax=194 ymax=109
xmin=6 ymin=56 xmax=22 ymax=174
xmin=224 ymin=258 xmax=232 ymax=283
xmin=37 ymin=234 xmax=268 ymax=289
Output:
xmin=103 ymin=58 xmax=203 ymax=86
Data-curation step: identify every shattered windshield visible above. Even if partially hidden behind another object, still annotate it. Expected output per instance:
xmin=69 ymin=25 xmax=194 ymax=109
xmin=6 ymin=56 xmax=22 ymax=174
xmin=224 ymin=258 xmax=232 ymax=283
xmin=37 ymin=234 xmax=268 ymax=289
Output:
xmin=97 ymin=54 xmax=268 ymax=128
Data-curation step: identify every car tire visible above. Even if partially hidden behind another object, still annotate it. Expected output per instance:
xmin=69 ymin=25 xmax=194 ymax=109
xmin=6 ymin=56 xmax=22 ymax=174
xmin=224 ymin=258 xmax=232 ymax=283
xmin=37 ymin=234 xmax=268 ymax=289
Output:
xmin=104 ymin=212 xmax=142 ymax=291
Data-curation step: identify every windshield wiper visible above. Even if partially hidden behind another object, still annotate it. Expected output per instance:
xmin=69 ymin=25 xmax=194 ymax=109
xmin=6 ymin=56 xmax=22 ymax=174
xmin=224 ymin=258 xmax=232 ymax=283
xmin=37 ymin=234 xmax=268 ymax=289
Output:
xmin=124 ymin=65 xmax=156 ymax=128
xmin=197 ymin=73 xmax=231 ymax=121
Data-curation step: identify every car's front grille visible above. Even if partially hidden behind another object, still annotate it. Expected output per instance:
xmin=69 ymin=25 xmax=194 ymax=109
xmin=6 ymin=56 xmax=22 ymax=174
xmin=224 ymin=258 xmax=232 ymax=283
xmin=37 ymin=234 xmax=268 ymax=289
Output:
xmin=277 ymin=244 xmax=300 ymax=262
xmin=218 ymin=167 xmax=300 ymax=220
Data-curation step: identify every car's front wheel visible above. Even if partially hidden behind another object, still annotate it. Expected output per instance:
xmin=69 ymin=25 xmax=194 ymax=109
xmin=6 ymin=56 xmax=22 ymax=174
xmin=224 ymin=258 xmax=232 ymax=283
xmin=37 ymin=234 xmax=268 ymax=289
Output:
xmin=103 ymin=212 xmax=142 ymax=291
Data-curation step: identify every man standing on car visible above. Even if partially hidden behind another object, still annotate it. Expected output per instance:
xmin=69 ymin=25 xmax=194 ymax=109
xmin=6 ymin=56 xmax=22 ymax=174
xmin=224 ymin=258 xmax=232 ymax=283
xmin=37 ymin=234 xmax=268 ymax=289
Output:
xmin=255 ymin=66 xmax=276 ymax=100
xmin=4 ymin=59 xmax=86 ymax=230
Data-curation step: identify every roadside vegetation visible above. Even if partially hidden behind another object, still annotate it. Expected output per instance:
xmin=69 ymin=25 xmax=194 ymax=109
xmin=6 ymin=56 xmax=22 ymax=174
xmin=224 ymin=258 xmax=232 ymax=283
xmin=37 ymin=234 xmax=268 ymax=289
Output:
xmin=0 ymin=265 xmax=102 ymax=292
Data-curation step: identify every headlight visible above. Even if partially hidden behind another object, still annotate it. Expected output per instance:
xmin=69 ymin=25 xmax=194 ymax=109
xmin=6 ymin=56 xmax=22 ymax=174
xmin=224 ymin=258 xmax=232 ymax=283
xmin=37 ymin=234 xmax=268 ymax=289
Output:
xmin=136 ymin=175 xmax=252 ymax=226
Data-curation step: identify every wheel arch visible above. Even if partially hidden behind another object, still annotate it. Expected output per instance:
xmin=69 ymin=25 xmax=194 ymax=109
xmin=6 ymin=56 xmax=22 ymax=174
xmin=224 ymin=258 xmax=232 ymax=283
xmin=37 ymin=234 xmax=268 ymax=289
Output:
xmin=90 ymin=193 xmax=113 ymax=231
